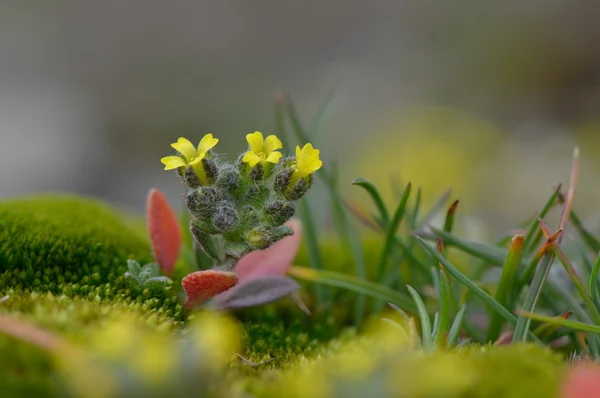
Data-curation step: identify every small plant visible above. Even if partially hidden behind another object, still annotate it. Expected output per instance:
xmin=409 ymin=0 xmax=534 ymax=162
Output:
xmin=138 ymin=131 xmax=322 ymax=309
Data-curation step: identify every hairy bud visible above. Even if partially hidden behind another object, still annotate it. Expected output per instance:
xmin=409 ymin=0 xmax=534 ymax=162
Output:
xmin=274 ymin=168 xmax=294 ymax=195
xmin=185 ymin=187 xmax=218 ymax=220
xmin=217 ymin=165 xmax=242 ymax=194
xmin=249 ymin=162 xmax=264 ymax=182
xmin=202 ymin=158 xmax=219 ymax=185
xmin=183 ymin=166 xmax=202 ymax=188
xmin=264 ymin=200 xmax=295 ymax=226
xmin=246 ymin=227 xmax=270 ymax=250
xmin=212 ymin=201 xmax=239 ymax=232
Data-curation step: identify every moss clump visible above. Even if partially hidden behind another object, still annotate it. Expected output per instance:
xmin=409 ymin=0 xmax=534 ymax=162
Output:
xmin=251 ymin=340 xmax=565 ymax=398
xmin=0 ymin=195 xmax=152 ymax=291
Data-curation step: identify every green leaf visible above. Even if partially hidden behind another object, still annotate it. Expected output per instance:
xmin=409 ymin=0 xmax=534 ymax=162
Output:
xmin=407 ymin=187 xmax=422 ymax=231
xmin=590 ymin=252 xmax=600 ymax=311
xmin=351 ymin=178 xmax=389 ymax=226
xmin=521 ymin=186 xmax=560 ymax=255
xmin=513 ymin=253 xmax=554 ymax=343
xmin=417 ymin=189 xmax=451 ymax=230
xmin=447 ymin=304 xmax=467 ymax=348
xmin=436 ymin=266 xmax=452 ymax=347
xmin=138 ymin=262 xmax=160 ymax=284
xmin=550 ymin=242 xmax=600 ymax=325
xmin=377 ymin=183 xmax=412 ymax=280
xmin=443 ymin=200 xmax=459 ymax=233
xmin=487 ymin=234 xmax=524 ymax=342
xmin=429 ymin=228 xmax=509 ymax=266
xmin=415 ymin=236 xmax=542 ymax=344
xmin=288 ymin=266 xmax=416 ymax=314
xmin=298 ymin=199 xmax=326 ymax=302
xmin=127 ymin=259 xmax=142 ymax=277
xmin=569 ymin=210 xmax=600 ymax=253
xmin=517 ymin=311 xmax=600 ymax=334
xmin=407 ymin=285 xmax=432 ymax=349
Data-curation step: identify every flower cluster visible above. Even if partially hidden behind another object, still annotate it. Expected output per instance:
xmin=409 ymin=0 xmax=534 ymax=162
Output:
xmin=160 ymin=131 xmax=322 ymax=307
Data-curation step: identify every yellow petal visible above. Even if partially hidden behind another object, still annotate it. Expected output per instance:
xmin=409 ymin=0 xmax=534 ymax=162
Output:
xmin=242 ymin=151 xmax=261 ymax=167
xmin=246 ymin=131 xmax=264 ymax=154
xmin=171 ymin=137 xmax=197 ymax=160
xmin=305 ymin=157 xmax=323 ymax=174
xmin=265 ymin=151 xmax=282 ymax=164
xmin=263 ymin=135 xmax=282 ymax=155
xmin=198 ymin=134 xmax=219 ymax=154
xmin=161 ymin=156 xmax=187 ymax=170
xmin=296 ymin=143 xmax=322 ymax=174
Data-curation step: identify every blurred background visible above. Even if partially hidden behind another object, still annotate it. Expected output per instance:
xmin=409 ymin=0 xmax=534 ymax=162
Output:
xmin=2 ymin=1 xmax=600 ymax=236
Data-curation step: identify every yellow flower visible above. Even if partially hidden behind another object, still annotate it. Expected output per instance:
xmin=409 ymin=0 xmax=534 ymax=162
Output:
xmin=242 ymin=131 xmax=283 ymax=167
xmin=161 ymin=134 xmax=218 ymax=182
xmin=294 ymin=143 xmax=322 ymax=178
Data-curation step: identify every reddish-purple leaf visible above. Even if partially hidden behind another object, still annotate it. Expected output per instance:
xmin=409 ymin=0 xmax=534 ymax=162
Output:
xmin=147 ymin=188 xmax=181 ymax=276
xmin=234 ymin=219 xmax=302 ymax=282
xmin=182 ymin=270 xmax=238 ymax=308
xmin=212 ymin=275 xmax=300 ymax=310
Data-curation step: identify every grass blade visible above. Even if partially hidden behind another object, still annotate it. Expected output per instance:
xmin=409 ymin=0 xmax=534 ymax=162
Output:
xmin=351 ymin=178 xmax=390 ymax=226
xmin=487 ymin=234 xmax=525 ymax=342
xmin=377 ymin=183 xmax=412 ymax=280
xmin=513 ymin=252 xmax=554 ymax=343
xmin=443 ymin=200 xmax=459 ymax=233
xmin=407 ymin=285 xmax=432 ymax=349
xmin=288 ymin=266 xmax=417 ymax=314
xmin=447 ymin=304 xmax=467 ymax=348
xmin=415 ymin=236 xmax=542 ymax=344
xmin=590 ymin=252 xmax=600 ymax=311
xmin=516 ymin=311 xmax=600 ymax=334
xmin=521 ymin=185 xmax=561 ymax=255
xmin=429 ymin=228 xmax=508 ymax=265
xmin=539 ymin=220 xmax=600 ymax=325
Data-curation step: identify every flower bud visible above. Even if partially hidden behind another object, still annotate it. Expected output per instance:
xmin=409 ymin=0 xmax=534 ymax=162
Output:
xmin=212 ymin=201 xmax=239 ymax=232
xmin=246 ymin=227 xmax=270 ymax=250
xmin=274 ymin=168 xmax=293 ymax=195
xmin=182 ymin=166 xmax=202 ymax=188
xmin=264 ymin=200 xmax=295 ymax=226
xmin=248 ymin=162 xmax=264 ymax=182
xmin=185 ymin=187 xmax=218 ymax=221
xmin=202 ymin=157 xmax=219 ymax=185
xmin=284 ymin=174 xmax=312 ymax=201
xmin=217 ymin=165 xmax=242 ymax=194
xmin=241 ymin=205 xmax=259 ymax=229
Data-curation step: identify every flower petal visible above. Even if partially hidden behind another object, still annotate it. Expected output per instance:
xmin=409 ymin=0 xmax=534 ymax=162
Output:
xmin=246 ymin=131 xmax=264 ymax=153
xmin=161 ymin=156 xmax=187 ymax=170
xmin=171 ymin=137 xmax=197 ymax=159
xmin=182 ymin=270 xmax=238 ymax=308
xmin=198 ymin=133 xmax=219 ymax=154
xmin=234 ymin=219 xmax=302 ymax=282
xmin=265 ymin=151 xmax=282 ymax=164
xmin=264 ymin=135 xmax=282 ymax=154
xmin=242 ymin=151 xmax=261 ymax=167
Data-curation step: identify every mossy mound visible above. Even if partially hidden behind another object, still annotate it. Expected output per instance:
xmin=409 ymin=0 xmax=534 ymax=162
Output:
xmin=0 ymin=292 xmax=183 ymax=397
xmin=252 ymin=341 xmax=566 ymax=398
xmin=0 ymin=195 xmax=152 ymax=291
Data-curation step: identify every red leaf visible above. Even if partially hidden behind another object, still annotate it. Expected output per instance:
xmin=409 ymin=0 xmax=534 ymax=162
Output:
xmin=234 ymin=219 xmax=302 ymax=282
xmin=182 ymin=270 xmax=239 ymax=308
xmin=147 ymin=188 xmax=181 ymax=276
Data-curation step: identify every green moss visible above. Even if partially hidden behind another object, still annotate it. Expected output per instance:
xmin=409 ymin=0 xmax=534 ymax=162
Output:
xmin=249 ymin=342 xmax=565 ymax=398
xmin=0 ymin=195 xmax=152 ymax=290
